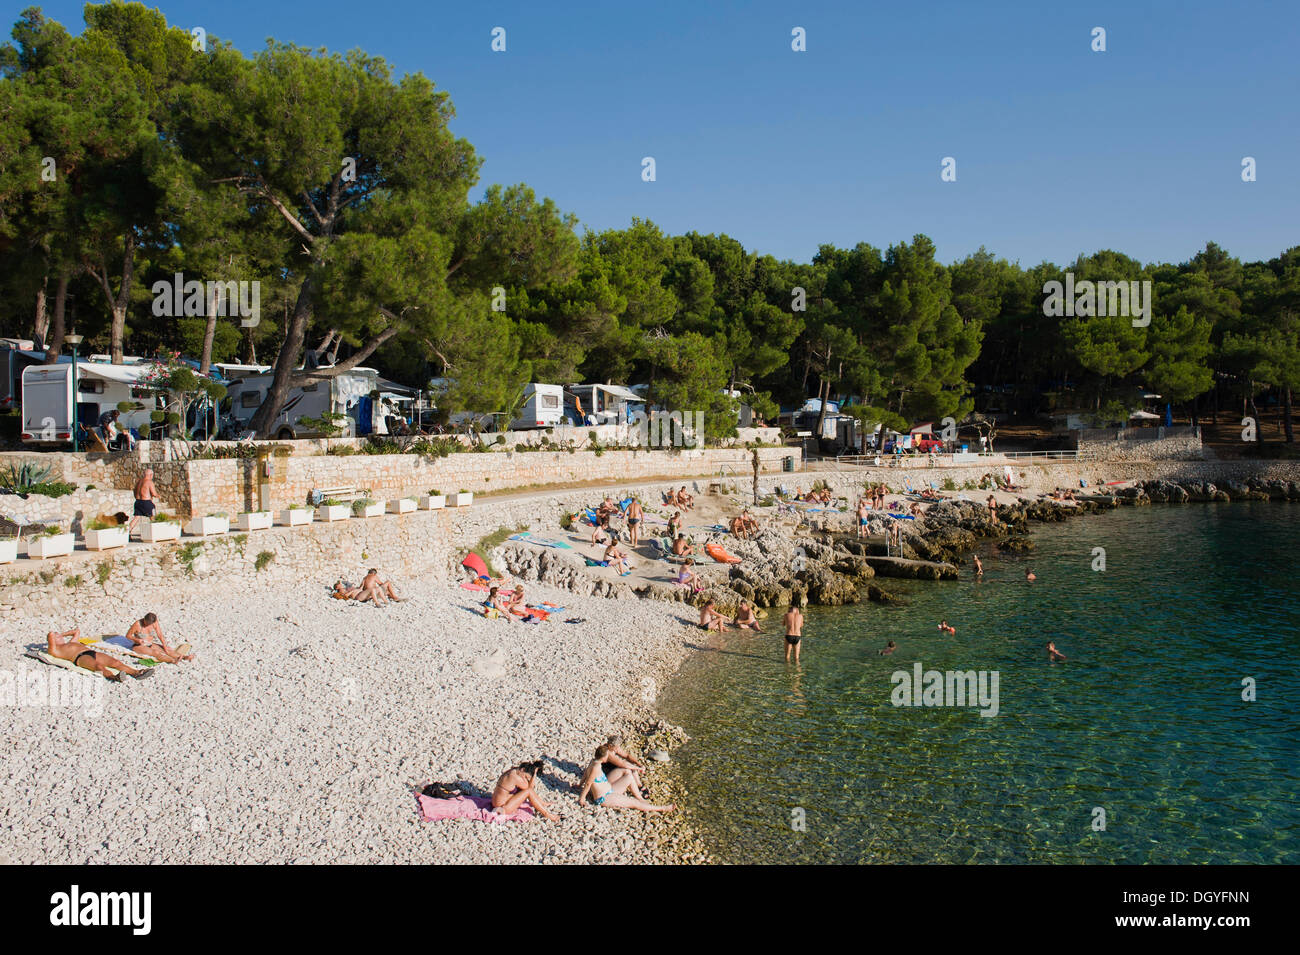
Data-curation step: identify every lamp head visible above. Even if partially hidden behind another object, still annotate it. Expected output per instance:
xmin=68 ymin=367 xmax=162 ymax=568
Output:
xmin=65 ymin=333 xmax=83 ymax=346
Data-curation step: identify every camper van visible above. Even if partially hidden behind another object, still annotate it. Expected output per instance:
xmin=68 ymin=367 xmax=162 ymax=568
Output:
xmin=20 ymin=362 xmax=157 ymax=446
xmin=509 ymin=383 xmax=565 ymax=430
xmin=0 ymin=340 xmax=46 ymax=411
xmin=565 ymin=384 xmax=643 ymax=426
xmin=222 ymin=368 xmax=384 ymax=439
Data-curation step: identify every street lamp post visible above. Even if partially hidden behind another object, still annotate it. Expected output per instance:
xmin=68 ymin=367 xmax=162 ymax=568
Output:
xmin=65 ymin=332 xmax=84 ymax=452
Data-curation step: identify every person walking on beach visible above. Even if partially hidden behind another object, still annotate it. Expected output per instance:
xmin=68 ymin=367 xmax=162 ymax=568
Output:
xmin=1047 ymin=641 xmax=1067 ymax=662
xmin=783 ymin=604 xmax=804 ymax=662
xmin=45 ymin=628 xmax=154 ymax=681
xmin=492 ymin=761 xmax=560 ymax=821
xmin=626 ymin=497 xmax=643 ymax=546
xmin=578 ymin=745 xmax=674 ymax=813
xmin=128 ymin=468 xmax=157 ymax=538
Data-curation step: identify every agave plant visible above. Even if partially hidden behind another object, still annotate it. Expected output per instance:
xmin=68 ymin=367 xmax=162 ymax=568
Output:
xmin=0 ymin=462 xmax=54 ymax=490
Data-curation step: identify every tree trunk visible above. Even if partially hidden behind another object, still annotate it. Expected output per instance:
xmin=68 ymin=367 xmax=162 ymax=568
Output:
xmin=42 ymin=272 xmax=70 ymax=365
xmin=814 ymin=377 xmax=830 ymax=447
xmin=33 ymin=275 xmax=49 ymax=349
xmin=198 ymin=286 xmax=218 ymax=376
xmin=90 ymin=232 xmax=137 ymax=364
xmin=1285 ymin=388 xmax=1295 ymax=443
xmin=248 ymin=277 xmax=315 ymax=437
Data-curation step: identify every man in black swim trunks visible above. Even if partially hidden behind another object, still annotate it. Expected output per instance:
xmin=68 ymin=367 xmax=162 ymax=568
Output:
xmin=45 ymin=628 xmax=153 ymax=681
xmin=626 ymin=497 xmax=643 ymax=546
xmin=128 ymin=468 xmax=157 ymax=539
xmin=783 ymin=604 xmax=804 ymax=662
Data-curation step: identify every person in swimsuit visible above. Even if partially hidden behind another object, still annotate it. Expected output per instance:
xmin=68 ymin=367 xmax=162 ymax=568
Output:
xmin=938 ymin=619 xmax=956 ymax=635
xmin=783 ymin=604 xmax=804 ymax=662
xmin=124 ymin=612 xmax=192 ymax=663
xmin=856 ymin=497 xmax=870 ymax=538
xmin=604 ymin=540 xmax=632 ymax=576
xmin=972 ymin=554 xmax=983 ymax=577
xmin=675 ymin=558 xmax=702 ymax=593
xmin=879 ymin=640 xmax=897 ymax=656
xmin=740 ymin=509 xmax=759 ymax=536
xmin=987 ymin=495 xmax=999 ymax=525
xmin=667 ymin=511 xmax=683 ymax=540
xmin=626 ymin=497 xmax=643 ymax=546
xmin=46 ymin=628 xmax=154 ymax=681
xmin=358 ymin=568 xmax=406 ymax=605
xmin=577 ymin=745 xmax=674 ymax=813
xmin=601 ymin=735 xmax=647 ymax=787
xmin=1047 ymin=641 xmax=1067 ymax=662
xmin=671 ymin=534 xmax=694 ymax=557
xmin=734 ymin=601 xmax=763 ymax=631
xmin=127 ymin=468 xmax=157 ymax=539
xmin=332 ymin=580 xmax=362 ymax=600
xmin=1025 ymin=568 xmax=1037 ymax=582
xmin=591 ymin=509 xmax=613 ymax=545
xmin=699 ymin=600 xmax=731 ymax=632
xmin=491 ymin=761 xmax=560 ymax=820
xmin=481 ymin=586 xmax=513 ymax=620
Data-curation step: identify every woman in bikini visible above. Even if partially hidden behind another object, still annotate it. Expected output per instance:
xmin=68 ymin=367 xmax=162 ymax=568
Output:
xmin=124 ymin=613 xmax=192 ymax=663
xmin=577 ymin=745 xmax=674 ymax=813
xmin=492 ymin=761 xmax=560 ymax=820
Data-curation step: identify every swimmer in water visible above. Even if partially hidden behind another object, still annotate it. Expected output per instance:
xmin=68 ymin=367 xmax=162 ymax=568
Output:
xmin=1047 ymin=641 xmax=1067 ymax=662
xmin=879 ymin=640 xmax=897 ymax=656
xmin=938 ymin=620 xmax=956 ymax=635
xmin=972 ymin=554 xmax=983 ymax=577
xmin=1025 ymin=568 xmax=1037 ymax=582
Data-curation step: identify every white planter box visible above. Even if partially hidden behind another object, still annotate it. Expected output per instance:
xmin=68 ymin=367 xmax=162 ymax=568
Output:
xmin=387 ymin=498 xmax=416 ymax=514
xmin=186 ymin=516 xmax=230 ymax=537
xmin=451 ymin=492 xmax=474 ymax=507
xmin=421 ymin=495 xmax=446 ymax=510
xmin=279 ymin=508 xmax=315 ymax=527
xmin=84 ymin=527 xmax=129 ymax=551
xmin=29 ymin=533 xmax=75 ymax=559
xmin=354 ymin=502 xmax=385 ymax=519
xmin=0 ymin=539 xmax=17 ymax=564
xmin=236 ymin=511 xmax=273 ymax=531
xmin=317 ymin=504 xmax=350 ymax=522
xmin=140 ymin=521 xmax=181 ymax=543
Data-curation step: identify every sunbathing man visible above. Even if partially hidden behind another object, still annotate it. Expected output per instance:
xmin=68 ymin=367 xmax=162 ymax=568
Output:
xmin=729 ymin=515 xmax=750 ymax=540
xmin=671 ymin=534 xmax=694 ymax=557
xmin=124 ymin=612 xmax=193 ymax=663
xmin=332 ymin=580 xmax=362 ymax=600
xmin=358 ymin=569 xmax=406 ymax=605
xmin=46 ymin=628 xmax=154 ymax=681
xmin=734 ymin=601 xmax=763 ymax=631
xmin=783 ymin=604 xmax=805 ymax=662
xmin=578 ymin=744 xmax=674 ymax=813
xmin=699 ymin=600 xmax=731 ymax=632
xmin=740 ymin=508 xmax=760 ymax=536
xmin=492 ymin=761 xmax=560 ymax=821
xmin=677 ymin=486 xmax=694 ymax=510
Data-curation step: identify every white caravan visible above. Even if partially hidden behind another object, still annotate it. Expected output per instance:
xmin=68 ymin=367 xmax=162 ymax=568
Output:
xmin=20 ymin=362 xmax=157 ymax=446
xmin=509 ymin=383 xmax=565 ymax=430
xmin=222 ymin=368 xmax=384 ymax=438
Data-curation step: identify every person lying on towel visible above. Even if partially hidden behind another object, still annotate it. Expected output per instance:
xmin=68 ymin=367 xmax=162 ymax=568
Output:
xmin=44 ymin=628 xmax=154 ymax=682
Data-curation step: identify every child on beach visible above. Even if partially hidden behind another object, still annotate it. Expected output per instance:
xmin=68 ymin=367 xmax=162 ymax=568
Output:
xmin=676 ymin=559 xmax=702 ymax=593
xmin=699 ymin=600 xmax=731 ymax=632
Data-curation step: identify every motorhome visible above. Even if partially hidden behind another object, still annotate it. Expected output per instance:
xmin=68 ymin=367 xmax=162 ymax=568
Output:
xmin=565 ymin=384 xmax=643 ymax=426
xmin=222 ymin=367 xmax=384 ymax=438
xmin=20 ymin=362 xmax=157 ymax=446
xmin=510 ymin=383 xmax=565 ymax=430
xmin=0 ymin=340 xmax=45 ymax=411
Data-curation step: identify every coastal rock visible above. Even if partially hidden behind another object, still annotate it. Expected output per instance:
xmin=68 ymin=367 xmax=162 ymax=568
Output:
xmin=996 ymin=536 xmax=1035 ymax=553
xmin=864 ymin=556 xmax=959 ymax=581
xmin=866 ymin=584 xmax=903 ymax=604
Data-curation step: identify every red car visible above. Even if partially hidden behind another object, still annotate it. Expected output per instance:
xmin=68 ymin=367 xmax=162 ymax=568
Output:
xmin=912 ymin=433 xmax=945 ymax=452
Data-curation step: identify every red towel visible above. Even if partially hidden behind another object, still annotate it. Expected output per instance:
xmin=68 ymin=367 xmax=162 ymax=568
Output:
xmin=416 ymin=793 xmax=535 ymax=824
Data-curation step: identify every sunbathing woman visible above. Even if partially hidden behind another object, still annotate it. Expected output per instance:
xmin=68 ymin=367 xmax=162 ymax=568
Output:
xmin=577 ymin=745 xmax=674 ymax=813
xmin=676 ymin=558 xmax=702 ymax=593
xmin=46 ymin=628 xmax=154 ymax=681
xmin=332 ymin=580 xmax=362 ymax=600
xmin=481 ymin=586 xmax=514 ymax=620
xmin=604 ymin=540 xmax=632 ymax=576
xmin=124 ymin=612 xmax=193 ymax=663
xmin=492 ymin=761 xmax=560 ymax=821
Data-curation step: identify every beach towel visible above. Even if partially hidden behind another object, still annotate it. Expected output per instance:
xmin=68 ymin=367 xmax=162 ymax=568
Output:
xmin=25 ymin=650 xmax=101 ymax=676
xmin=617 ymin=497 xmax=633 ymax=512
xmin=462 ymin=553 xmax=490 ymax=579
xmin=459 ymin=581 xmax=488 ymax=592
xmin=416 ymin=793 xmax=535 ymax=824
xmin=583 ymin=557 xmax=610 ymax=567
xmin=507 ymin=532 xmax=571 ymax=549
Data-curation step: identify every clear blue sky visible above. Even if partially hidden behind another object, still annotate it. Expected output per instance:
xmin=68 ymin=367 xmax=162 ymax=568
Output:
xmin=16 ymin=0 xmax=1300 ymax=267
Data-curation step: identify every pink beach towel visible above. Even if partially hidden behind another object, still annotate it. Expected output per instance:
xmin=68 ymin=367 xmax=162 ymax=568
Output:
xmin=416 ymin=793 xmax=536 ymax=824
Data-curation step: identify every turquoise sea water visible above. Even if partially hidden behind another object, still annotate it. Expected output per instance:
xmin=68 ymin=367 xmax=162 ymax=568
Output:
xmin=657 ymin=502 xmax=1300 ymax=864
